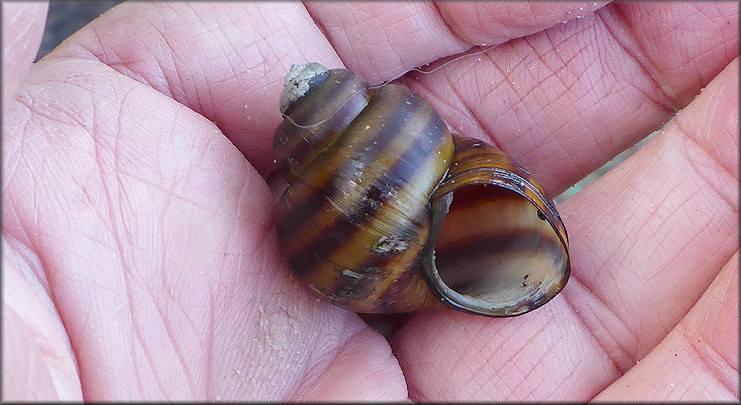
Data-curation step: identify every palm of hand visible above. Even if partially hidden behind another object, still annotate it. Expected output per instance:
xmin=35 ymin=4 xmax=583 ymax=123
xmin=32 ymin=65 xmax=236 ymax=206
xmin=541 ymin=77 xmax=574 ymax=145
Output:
xmin=3 ymin=2 xmax=738 ymax=401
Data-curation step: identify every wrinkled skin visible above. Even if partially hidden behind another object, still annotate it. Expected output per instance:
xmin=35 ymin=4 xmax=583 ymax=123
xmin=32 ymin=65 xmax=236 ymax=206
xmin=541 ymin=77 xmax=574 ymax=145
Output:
xmin=2 ymin=1 xmax=738 ymax=401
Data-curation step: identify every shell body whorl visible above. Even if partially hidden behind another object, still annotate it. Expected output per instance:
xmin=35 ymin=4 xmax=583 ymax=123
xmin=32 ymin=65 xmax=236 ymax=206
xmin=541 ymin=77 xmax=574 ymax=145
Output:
xmin=274 ymin=63 xmax=569 ymax=316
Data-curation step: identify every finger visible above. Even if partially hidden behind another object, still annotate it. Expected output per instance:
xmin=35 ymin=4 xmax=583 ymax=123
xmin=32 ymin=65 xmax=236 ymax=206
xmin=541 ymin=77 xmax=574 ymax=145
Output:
xmin=435 ymin=2 xmax=610 ymax=46
xmin=305 ymin=1 xmax=608 ymax=83
xmin=303 ymin=1 xmax=468 ymax=84
xmin=561 ymin=56 xmax=738 ymax=369
xmin=2 ymin=1 xmax=48 ymax=115
xmin=290 ymin=327 xmax=407 ymax=401
xmin=594 ymin=252 xmax=738 ymax=401
xmin=48 ymin=2 xmax=737 ymax=199
xmin=401 ymin=2 xmax=738 ymax=194
xmin=391 ymin=57 xmax=738 ymax=401
xmin=3 ymin=59 xmax=405 ymax=400
xmin=43 ymin=2 xmax=610 ymax=177
xmin=46 ymin=2 xmax=343 ymax=176
xmin=2 ymin=235 xmax=82 ymax=400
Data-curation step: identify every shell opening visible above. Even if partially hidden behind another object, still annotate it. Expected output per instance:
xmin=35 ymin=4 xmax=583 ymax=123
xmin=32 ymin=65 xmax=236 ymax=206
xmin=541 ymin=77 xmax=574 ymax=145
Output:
xmin=423 ymin=183 xmax=569 ymax=317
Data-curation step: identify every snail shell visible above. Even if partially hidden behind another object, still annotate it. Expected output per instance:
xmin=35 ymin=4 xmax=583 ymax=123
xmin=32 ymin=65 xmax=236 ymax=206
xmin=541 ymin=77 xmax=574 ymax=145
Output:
xmin=273 ymin=63 xmax=569 ymax=317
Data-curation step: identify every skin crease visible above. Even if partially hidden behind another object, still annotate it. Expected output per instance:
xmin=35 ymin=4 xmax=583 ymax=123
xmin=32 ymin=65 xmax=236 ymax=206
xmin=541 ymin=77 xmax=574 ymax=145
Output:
xmin=1 ymin=0 xmax=738 ymax=401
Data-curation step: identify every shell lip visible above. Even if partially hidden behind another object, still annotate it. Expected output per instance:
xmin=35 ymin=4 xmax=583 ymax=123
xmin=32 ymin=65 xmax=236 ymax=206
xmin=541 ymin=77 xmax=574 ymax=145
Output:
xmin=420 ymin=174 xmax=570 ymax=318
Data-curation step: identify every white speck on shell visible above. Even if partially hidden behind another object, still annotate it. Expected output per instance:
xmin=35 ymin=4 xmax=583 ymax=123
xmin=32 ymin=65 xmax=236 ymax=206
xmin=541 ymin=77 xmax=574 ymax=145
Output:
xmin=372 ymin=235 xmax=409 ymax=254
xmin=342 ymin=269 xmax=363 ymax=279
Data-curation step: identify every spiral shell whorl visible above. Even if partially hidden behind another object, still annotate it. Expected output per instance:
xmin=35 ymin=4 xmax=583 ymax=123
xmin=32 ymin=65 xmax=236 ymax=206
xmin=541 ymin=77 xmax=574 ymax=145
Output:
xmin=275 ymin=65 xmax=455 ymax=313
xmin=273 ymin=63 xmax=570 ymax=316
xmin=279 ymin=63 xmax=330 ymax=114
xmin=274 ymin=66 xmax=372 ymax=182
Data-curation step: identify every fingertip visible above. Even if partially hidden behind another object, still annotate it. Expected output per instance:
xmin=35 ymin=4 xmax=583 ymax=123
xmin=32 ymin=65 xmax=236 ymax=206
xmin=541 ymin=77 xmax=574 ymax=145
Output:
xmin=291 ymin=326 xmax=408 ymax=401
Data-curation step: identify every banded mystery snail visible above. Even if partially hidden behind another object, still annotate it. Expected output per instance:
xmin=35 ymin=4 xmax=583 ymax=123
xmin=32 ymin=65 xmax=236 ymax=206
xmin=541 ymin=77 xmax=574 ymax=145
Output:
xmin=273 ymin=62 xmax=569 ymax=317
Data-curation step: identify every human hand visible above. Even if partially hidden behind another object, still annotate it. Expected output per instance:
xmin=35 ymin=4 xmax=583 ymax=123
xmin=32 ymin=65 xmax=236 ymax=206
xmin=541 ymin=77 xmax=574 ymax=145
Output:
xmin=3 ymin=1 xmax=738 ymax=401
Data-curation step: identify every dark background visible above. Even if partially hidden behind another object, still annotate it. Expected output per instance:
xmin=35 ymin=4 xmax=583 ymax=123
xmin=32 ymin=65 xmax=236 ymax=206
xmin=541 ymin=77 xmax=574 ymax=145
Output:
xmin=36 ymin=0 xmax=123 ymax=60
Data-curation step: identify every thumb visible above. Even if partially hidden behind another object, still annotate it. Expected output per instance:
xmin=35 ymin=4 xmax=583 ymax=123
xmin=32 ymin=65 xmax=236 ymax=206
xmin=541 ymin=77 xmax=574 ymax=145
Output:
xmin=2 ymin=1 xmax=48 ymax=114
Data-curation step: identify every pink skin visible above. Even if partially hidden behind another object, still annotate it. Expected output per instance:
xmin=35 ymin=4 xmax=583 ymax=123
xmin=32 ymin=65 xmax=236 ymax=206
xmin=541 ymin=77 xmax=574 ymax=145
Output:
xmin=2 ymin=1 xmax=737 ymax=401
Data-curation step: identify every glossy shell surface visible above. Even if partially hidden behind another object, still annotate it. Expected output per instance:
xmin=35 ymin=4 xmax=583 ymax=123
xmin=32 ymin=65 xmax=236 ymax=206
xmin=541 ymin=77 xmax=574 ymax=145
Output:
xmin=273 ymin=63 xmax=569 ymax=316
